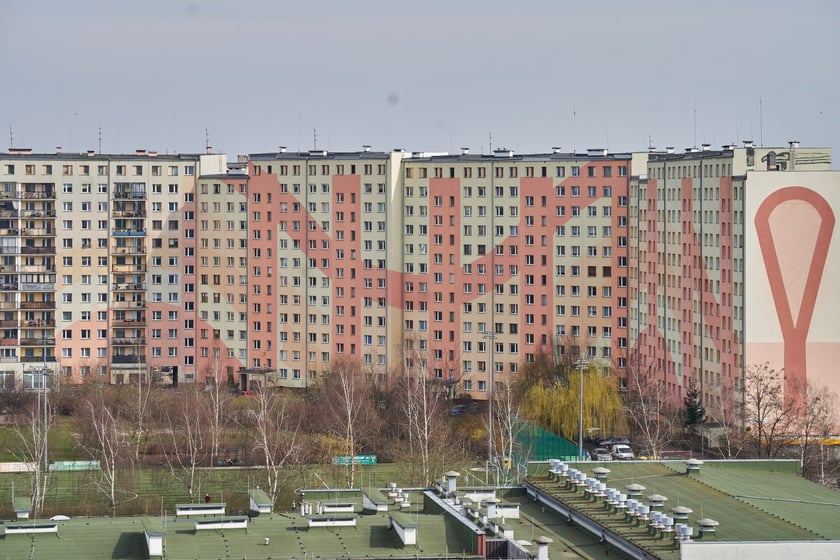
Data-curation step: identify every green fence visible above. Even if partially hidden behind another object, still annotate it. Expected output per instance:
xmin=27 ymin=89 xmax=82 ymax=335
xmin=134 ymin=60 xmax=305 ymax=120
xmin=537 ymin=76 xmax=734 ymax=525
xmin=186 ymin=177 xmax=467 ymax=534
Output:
xmin=513 ymin=419 xmax=579 ymax=462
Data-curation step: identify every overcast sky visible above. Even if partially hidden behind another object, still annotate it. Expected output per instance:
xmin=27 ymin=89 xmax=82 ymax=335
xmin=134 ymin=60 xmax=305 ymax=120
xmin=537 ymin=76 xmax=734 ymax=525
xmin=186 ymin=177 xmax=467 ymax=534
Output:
xmin=2 ymin=0 xmax=838 ymax=160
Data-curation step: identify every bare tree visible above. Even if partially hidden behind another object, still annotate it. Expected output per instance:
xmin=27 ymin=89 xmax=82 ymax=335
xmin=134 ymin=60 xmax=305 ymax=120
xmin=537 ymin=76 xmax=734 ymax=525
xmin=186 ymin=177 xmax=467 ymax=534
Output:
xmin=707 ymin=381 xmax=746 ymax=459
xmin=322 ymin=357 xmax=370 ymax=488
xmin=623 ymin=360 xmax=679 ymax=460
xmin=493 ymin=378 xmax=525 ymax=483
xmin=398 ymin=348 xmax=448 ymax=486
xmin=125 ymin=361 xmax=156 ymax=462
xmin=743 ymin=362 xmax=796 ymax=459
xmin=10 ymin=390 xmax=51 ymax=518
xmin=76 ymin=388 xmax=128 ymax=516
xmin=244 ymin=388 xmax=302 ymax=503
xmin=792 ymin=380 xmax=838 ymax=481
xmin=158 ymin=387 xmax=208 ymax=502
xmin=200 ymin=348 xmax=231 ymax=468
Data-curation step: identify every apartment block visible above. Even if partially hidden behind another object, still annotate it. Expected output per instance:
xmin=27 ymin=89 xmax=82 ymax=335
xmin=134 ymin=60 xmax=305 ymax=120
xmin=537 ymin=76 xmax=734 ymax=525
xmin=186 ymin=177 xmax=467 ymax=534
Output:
xmin=1 ymin=148 xmax=228 ymax=389
xmin=400 ymin=148 xmax=633 ymax=399
xmin=629 ymin=142 xmax=838 ymax=413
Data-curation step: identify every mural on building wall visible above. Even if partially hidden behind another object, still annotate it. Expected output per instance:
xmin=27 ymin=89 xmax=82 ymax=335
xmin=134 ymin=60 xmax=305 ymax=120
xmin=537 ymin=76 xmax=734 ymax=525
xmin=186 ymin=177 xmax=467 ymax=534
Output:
xmin=747 ymin=174 xmax=839 ymax=399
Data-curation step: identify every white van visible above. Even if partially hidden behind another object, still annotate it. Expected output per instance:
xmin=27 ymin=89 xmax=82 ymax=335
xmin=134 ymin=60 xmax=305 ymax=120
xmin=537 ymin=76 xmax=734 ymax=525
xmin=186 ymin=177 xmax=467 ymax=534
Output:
xmin=611 ymin=444 xmax=635 ymax=460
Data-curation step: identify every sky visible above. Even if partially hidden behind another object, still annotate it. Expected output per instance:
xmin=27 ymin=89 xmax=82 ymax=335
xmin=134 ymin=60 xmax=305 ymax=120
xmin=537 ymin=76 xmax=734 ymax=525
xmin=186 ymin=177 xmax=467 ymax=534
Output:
xmin=1 ymin=0 xmax=838 ymax=160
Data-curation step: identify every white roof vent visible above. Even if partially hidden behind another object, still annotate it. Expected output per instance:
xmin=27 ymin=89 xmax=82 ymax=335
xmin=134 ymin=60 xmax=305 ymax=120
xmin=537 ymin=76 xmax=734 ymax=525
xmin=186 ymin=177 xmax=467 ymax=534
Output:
xmin=461 ymin=147 xmax=470 ymax=155
xmin=743 ymin=140 xmax=754 ymax=147
xmin=701 ymin=143 xmax=711 ymax=151
xmin=551 ymin=146 xmax=562 ymax=154
xmin=493 ymin=148 xmax=514 ymax=158
xmin=587 ymin=148 xmax=608 ymax=157
xmin=308 ymin=150 xmax=327 ymax=157
xmin=788 ymin=140 xmax=800 ymax=148
xmin=362 ymin=145 xmax=371 ymax=152
xmin=278 ymin=146 xmax=287 ymax=153
xmin=665 ymin=146 xmax=675 ymax=154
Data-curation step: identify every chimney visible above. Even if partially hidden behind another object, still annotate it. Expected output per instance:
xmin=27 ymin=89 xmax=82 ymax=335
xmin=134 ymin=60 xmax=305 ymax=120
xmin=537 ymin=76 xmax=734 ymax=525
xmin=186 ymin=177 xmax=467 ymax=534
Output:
xmin=9 ymin=148 xmax=33 ymax=155
xmin=743 ymin=140 xmax=754 ymax=148
xmin=55 ymin=146 xmax=62 ymax=154
xmin=551 ymin=146 xmax=562 ymax=154
xmin=87 ymin=150 xmax=95 ymax=157
xmin=701 ymin=143 xmax=711 ymax=152
xmin=484 ymin=497 xmax=499 ymax=519
xmin=278 ymin=146 xmax=287 ymax=153
xmin=788 ymin=140 xmax=800 ymax=149
xmin=135 ymin=149 xmax=146 ymax=156
xmin=665 ymin=146 xmax=675 ymax=154
xmin=460 ymin=147 xmax=470 ymax=155
xmin=148 ymin=151 xmax=158 ymax=157
xmin=362 ymin=145 xmax=371 ymax=152
xmin=536 ymin=536 xmax=553 ymax=560
xmin=444 ymin=470 xmax=460 ymax=494
xmin=205 ymin=146 xmax=213 ymax=154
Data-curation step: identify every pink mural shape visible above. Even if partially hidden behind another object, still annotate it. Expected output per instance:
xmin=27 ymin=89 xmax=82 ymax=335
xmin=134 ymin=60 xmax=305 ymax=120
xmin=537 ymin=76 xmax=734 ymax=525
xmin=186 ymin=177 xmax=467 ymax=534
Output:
xmin=754 ymin=187 xmax=835 ymax=391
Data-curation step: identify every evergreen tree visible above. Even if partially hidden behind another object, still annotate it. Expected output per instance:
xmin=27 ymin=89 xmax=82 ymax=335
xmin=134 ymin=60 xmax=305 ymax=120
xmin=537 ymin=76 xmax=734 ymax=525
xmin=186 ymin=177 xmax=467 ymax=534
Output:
xmin=684 ymin=379 xmax=706 ymax=427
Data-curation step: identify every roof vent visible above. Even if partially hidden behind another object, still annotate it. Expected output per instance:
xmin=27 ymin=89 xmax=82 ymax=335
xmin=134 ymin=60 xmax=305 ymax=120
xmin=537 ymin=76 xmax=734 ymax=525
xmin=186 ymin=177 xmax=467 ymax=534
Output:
xmin=587 ymin=148 xmax=608 ymax=157
xmin=551 ymin=146 xmax=562 ymax=154
xmin=136 ymin=149 xmax=146 ymax=156
xmin=362 ymin=145 xmax=371 ymax=152
xmin=205 ymin=146 xmax=213 ymax=154
xmin=743 ymin=140 xmax=754 ymax=148
xmin=9 ymin=148 xmax=33 ymax=155
xmin=701 ymin=143 xmax=711 ymax=151
xmin=87 ymin=150 xmax=95 ymax=157
xmin=55 ymin=146 xmax=62 ymax=154
xmin=665 ymin=146 xmax=675 ymax=154
xmin=308 ymin=150 xmax=327 ymax=157
xmin=461 ymin=147 xmax=470 ymax=155
xmin=788 ymin=140 xmax=800 ymax=149
xmin=148 ymin=151 xmax=158 ymax=157
xmin=493 ymin=148 xmax=514 ymax=158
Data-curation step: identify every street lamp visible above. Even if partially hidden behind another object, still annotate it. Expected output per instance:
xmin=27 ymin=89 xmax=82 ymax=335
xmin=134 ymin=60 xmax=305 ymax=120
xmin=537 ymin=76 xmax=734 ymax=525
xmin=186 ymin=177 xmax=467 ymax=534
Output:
xmin=576 ymin=357 xmax=588 ymax=461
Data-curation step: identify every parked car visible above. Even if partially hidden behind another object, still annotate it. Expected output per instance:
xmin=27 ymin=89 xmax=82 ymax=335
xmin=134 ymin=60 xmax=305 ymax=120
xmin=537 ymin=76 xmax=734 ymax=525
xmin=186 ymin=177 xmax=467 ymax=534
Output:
xmin=611 ymin=444 xmax=635 ymax=460
xmin=596 ymin=436 xmax=631 ymax=447
xmin=450 ymin=404 xmax=468 ymax=416
xmin=593 ymin=447 xmax=613 ymax=461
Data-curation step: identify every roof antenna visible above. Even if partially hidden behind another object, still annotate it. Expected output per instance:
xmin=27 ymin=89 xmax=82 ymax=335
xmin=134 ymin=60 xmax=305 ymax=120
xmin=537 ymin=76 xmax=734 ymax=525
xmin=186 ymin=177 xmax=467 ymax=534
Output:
xmin=313 ymin=128 xmax=318 ymax=150
xmin=205 ymin=128 xmax=210 ymax=151
xmin=98 ymin=126 xmax=102 ymax=154
xmin=759 ymin=93 xmax=764 ymax=147
xmin=572 ymin=106 xmax=576 ymax=153
xmin=488 ymin=132 xmax=493 ymax=153
xmin=9 ymin=125 xmax=13 ymax=149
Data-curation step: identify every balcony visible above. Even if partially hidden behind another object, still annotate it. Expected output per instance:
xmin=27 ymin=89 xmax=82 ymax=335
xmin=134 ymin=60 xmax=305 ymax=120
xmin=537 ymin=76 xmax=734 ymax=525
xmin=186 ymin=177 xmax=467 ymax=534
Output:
xmin=20 ymin=338 xmax=56 ymax=347
xmin=112 ymin=229 xmax=146 ymax=237
xmin=112 ymin=338 xmax=147 ymax=346
xmin=111 ymin=264 xmax=146 ymax=273
xmin=111 ymin=300 xmax=146 ymax=309
xmin=23 ymin=210 xmax=55 ymax=218
xmin=20 ymin=228 xmax=54 ymax=237
xmin=1 ymin=337 xmax=17 ymax=346
xmin=112 ymin=246 xmax=146 ymax=255
xmin=111 ymin=354 xmax=147 ymax=364
xmin=22 ymin=320 xmax=54 ymax=328
xmin=111 ymin=319 xmax=146 ymax=327
xmin=20 ymin=301 xmax=55 ymax=310
xmin=0 ymin=320 xmax=18 ymax=328
xmin=20 ymin=282 xmax=55 ymax=292
xmin=20 ymin=356 xmax=56 ymax=363
xmin=113 ymin=282 xmax=147 ymax=291
xmin=0 ymin=283 xmax=19 ymax=290
xmin=21 ymin=246 xmax=55 ymax=255
xmin=21 ymin=191 xmax=54 ymax=199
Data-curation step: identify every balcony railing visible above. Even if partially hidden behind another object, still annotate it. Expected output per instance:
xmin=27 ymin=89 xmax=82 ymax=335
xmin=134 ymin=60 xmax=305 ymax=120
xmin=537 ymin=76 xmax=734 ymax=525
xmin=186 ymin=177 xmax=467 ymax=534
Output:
xmin=111 ymin=355 xmax=147 ymax=364
xmin=21 ymin=301 xmax=55 ymax=310
xmin=112 ymin=246 xmax=146 ymax=255
xmin=113 ymin=283 xmax=147 ymax=291
xmin=20 ymin=338 xmax=56 ymax=346
xmin=20 ymin=356 xmax=56 ymax=363
xmin=112 ymin=338 xmax=147 ymax=346
xmin=20 ymin=282 xmax=55 ymax=291
xmin=111 ymin=301 xmax=146 ymax=309
xmin=111 ymin=319 xmax=146 ymax=327
xmin=21 ymin=246 xmax=56 ymax=255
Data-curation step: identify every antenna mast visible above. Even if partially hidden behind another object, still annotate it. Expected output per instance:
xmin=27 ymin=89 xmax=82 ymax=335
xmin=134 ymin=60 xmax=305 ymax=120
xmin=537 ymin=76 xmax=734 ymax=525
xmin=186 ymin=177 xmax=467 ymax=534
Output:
xmin=98 ymin=126 xmax=102 ymax=153
xmin=9 ymin=126 xmax=13 ymax=149
xmin=205 ymin=128 xmax=210 ymax=150
xmin=313 ymin=129 xmax=318 ymax=150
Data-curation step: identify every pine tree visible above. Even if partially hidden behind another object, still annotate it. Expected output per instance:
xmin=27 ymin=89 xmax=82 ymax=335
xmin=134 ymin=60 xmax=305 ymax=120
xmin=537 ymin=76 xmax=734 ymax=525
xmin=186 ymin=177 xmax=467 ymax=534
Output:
xmin=684 ymin=379 xmax=706 ymax=427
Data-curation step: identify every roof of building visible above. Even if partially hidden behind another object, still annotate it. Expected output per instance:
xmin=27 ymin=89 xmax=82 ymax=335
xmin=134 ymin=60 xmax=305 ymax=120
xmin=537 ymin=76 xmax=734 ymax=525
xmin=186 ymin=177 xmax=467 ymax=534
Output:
xmin=526 ymin=459 xmax=840 ymax=560
xmin=2 ymin=461 xmax=836 ymax=559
